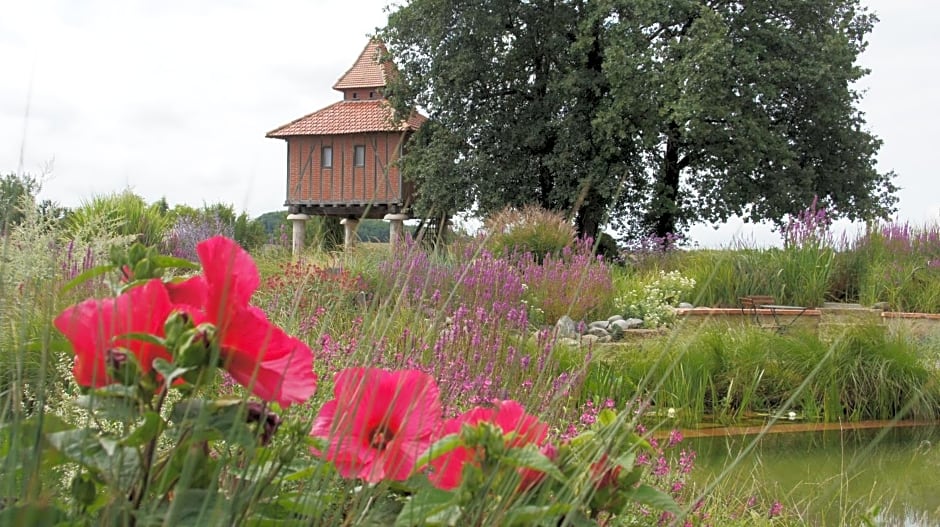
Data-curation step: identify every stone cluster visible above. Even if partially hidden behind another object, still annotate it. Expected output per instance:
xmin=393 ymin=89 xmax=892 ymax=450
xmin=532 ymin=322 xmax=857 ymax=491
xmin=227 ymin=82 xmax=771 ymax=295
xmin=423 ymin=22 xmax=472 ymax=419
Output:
xmin=552 ymin=302 xmax=695 ymax=346
xmin=553 ymin=314 xmax=644 ymax=346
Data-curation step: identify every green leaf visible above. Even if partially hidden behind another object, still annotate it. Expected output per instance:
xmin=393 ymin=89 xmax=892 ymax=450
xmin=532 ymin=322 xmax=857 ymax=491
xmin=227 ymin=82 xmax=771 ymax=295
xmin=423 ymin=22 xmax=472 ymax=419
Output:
xmin=168 ymin=399 xmax=257 ymax=446
xmin=567 ymin=430 xmax=595 ymax=448
xmin=0 ymin=503 xmax=68 ymax=525
xmin=394 ymin=488 xmax=458 ymax=527
xmin=414 ymin=433 xmax=460 ymax=468
xmin=138 ymin=488 xmax=230 ymax=526
xmin=152 ymin=358 xmax=193 ymax=385
xmin=150 ymin=255 xmax=200 ymax=269
xmin=45 ymin=429 xmax=141 ymax=490
xmin=274 ymin=489 xmax=343 ymax=519
xmin=76 ymin=386 xmax=142 ymax=420
xmin=61 ymin=264 xmax=115 ymax=293
xmin=118 ymin=331 xmax=166 ymax=348
xmin=621 ymin=483 xmax=680 ymax=514
xmin=561 ymin=509 xmax=599 ymax=527
xmin=504 ymin=445 xmax=564 ymax=482
xmin=122 ymin=411 xmax=164 ymax=447
xmin=504 ymin=503 xmax=571 ymax=526
xmin=596 ymin=408 xmax=617 ymax=427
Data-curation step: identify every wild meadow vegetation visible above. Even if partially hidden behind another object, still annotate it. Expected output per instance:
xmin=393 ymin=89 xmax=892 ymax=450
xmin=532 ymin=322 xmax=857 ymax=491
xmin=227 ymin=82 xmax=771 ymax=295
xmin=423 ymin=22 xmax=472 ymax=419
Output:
xmin=1 ymin=185 xmax=939 ymax=525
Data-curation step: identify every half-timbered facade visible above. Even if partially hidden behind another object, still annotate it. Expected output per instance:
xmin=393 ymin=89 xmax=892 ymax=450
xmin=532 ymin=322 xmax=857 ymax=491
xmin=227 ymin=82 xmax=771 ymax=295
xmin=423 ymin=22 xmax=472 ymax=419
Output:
xmin=267 ymin=40 xmax=426 ymax=219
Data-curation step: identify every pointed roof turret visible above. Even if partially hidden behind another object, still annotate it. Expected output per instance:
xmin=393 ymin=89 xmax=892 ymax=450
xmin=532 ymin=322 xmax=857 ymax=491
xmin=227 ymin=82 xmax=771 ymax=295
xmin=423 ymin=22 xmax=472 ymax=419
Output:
xmin=266 ymin=38 xmax=425 ymax=138
xmin=332 ymin=39 xmax=394 ymax=91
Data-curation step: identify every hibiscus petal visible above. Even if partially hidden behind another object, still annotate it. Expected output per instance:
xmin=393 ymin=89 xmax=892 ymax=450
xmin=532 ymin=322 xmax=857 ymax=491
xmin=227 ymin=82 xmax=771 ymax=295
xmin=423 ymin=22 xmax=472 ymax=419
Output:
xmin=309 ymin=368 xmax=443 ymax=484
xmin=165 ymin=275 xmax=207 ymax=309
xmin=310 ymin=400 xmax=340 ymax=444
xmin=221 ymin=307 xmax=316 ymax=406
xmin=53 ymin=280 xmax=173 ymax=387
xmin=383 ymin=370 xmax=441 ymax=441
xmin=54 ymin=299 xmax=113 ymax=387
xmin=195 ymin=236 xmax=259 ymax=314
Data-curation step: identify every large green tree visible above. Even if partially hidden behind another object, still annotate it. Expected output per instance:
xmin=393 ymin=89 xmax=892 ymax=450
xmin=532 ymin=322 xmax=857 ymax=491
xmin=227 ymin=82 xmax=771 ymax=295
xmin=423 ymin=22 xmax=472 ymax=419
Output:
xmin=381 ymin=0 xmax=896 ymax=240
xmin=0 ymin=172 xmax=40 ymax=231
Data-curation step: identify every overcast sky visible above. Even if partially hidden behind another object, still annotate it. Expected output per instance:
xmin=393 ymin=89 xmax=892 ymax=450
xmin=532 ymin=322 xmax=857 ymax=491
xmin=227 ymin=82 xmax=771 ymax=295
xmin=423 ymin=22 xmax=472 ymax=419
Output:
xmin=1 ymin=0 xmax=937 ymax=247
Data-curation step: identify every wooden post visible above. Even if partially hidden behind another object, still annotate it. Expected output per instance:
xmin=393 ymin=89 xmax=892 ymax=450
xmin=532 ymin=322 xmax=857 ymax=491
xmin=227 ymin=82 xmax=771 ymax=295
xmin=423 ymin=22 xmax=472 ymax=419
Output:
xmin=286 ymin=213 xmax=309 ymax=258
xmin=383 ymin=213 xmax=408 ymax=251
xmin=340 ymin=218 xmax=359 ymax=250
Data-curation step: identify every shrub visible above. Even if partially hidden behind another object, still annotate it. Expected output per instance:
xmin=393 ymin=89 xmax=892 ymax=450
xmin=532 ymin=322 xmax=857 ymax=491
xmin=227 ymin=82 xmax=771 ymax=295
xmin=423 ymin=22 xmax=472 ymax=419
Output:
xmin=518 ymin=237 xmax=614 ymax=323
xmin=162 ymin=212 xmax=234 ymax=261
xmin=483 ymin=205 xmax=575 ymax=261
xmin=615 ymin=270 xmax=696 ymax=328
xmin=67 ymin=190 xmax=170 ymax=246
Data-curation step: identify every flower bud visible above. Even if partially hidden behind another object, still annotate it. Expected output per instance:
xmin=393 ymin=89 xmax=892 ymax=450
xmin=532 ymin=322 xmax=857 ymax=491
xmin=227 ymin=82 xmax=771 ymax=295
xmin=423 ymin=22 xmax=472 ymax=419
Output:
xmin=70 ymin=473 xmax=97 ymax=506
xmin=246 ymin=402 xmax=282 ymax=446
xmin=163 ymin=311 xmax=195 ymax=348
xmin=105 ymin=347 xmax=140 ymax=386
xmin=177 ymin=325 xmax=215 ymax=368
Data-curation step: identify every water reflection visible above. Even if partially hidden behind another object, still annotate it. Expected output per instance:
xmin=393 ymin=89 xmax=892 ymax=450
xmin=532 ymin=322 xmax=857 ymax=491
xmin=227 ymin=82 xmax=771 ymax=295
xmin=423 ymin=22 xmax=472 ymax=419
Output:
xmin=685 ymin=424 xmax=940 ymax=525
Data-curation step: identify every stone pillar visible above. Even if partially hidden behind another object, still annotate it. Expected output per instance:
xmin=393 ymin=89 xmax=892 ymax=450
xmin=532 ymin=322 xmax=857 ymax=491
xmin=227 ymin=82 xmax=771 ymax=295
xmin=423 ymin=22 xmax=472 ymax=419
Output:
xmin=340 ymin=218 xmax=359 ymax=250
xmin=286 ymin=213 xmax=309 ymax=258
xmin=383 ymin=213 xmax=408 ymax=251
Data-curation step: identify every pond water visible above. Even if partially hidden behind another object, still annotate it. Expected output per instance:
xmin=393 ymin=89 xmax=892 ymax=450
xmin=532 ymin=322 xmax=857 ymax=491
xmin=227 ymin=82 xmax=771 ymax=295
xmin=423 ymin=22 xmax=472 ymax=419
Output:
xmin=684 ymin=423 xmax=940 ymax=526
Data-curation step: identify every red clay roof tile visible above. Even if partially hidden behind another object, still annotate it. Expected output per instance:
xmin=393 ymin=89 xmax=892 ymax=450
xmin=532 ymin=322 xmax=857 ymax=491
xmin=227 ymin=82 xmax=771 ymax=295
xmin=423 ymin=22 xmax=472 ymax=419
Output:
xmin=332 ymin=39 xmax=394 ymax=90
xmin=266 ymin=100 xmax=427 ymax=137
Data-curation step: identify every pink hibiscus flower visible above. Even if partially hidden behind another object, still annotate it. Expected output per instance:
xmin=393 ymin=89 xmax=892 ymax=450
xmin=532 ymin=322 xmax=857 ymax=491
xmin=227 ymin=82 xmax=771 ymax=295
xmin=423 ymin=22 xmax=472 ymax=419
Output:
xmin=310 ymin=368 xmax=442 ymax=483
xmin=54 ymin=279 xmax=173 ymax=387
xmin=429 ymin=399 xmax=549 ymax=490
xmin=167 ymin=236 xmax=316 ymax=407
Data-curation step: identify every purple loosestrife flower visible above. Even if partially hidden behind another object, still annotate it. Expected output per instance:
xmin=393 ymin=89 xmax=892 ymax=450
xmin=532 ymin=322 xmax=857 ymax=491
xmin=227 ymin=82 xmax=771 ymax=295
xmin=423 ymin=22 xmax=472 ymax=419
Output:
xmin=667 ymin=429 xmax=683 ymax=448
xmin=652 ymin=455 xmax=669 ymax=477
xmin=678 ymin=449 xmax=696 ymax=474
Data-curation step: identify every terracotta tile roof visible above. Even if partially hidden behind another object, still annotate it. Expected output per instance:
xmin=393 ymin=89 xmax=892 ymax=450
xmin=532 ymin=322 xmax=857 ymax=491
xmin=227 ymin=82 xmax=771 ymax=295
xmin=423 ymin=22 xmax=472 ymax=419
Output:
xmin=266 ymin=100 xmax=427 ymax=137
xmin=333 ymin=39 xmax=395 ymax=90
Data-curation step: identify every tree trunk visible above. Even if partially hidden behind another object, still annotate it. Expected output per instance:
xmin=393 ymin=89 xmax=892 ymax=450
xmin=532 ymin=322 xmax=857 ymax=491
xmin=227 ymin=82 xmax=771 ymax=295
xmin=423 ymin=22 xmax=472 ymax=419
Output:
xmin=647 ymin=121 xmax=682 ymax=238
xmin=574 ymin=178 xmax=605 ymax=241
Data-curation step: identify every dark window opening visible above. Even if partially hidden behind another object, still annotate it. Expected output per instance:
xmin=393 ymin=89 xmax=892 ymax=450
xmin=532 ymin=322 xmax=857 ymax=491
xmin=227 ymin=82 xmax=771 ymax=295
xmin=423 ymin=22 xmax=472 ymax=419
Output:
xmin=353 ymin=145 xmax=366 ymax=167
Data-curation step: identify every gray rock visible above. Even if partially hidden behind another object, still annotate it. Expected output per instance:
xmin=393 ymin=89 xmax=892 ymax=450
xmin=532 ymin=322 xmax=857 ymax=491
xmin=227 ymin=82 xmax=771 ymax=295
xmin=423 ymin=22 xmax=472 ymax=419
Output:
xmin=607 ymin=314 xmax=625 ymax=323
xmin=589 ymin=320 xmax=610 ymax=330
xmin=871 ymin=301 xmax=890 ymax=311
xmin=678 ymin=302 xmax=694 ymax=309
xmin=580 ymin=334 xmax=600 ymax=345
xmin=557 ymin=337 xmax=580 ymax=347
xmin=587 ymin=327 xmax=610 ymax=338
xmin=555 ymin=315 xmax=579 ymax=339
xmin=598 ymin=335 xmax=612 ymax=343
xmin=609 ymin=319 xmax=632 ymax=332
xmin=624 ymin=318 xmax=644 ymax=329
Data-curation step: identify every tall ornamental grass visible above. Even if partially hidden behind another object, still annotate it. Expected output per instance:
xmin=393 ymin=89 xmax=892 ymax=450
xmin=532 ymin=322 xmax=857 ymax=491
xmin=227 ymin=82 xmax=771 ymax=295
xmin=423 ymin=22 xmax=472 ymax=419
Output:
xmin=585 ymin=325 xmax=940 ymax=426
xmin=849 ymin=221 xmax=940 ymax=313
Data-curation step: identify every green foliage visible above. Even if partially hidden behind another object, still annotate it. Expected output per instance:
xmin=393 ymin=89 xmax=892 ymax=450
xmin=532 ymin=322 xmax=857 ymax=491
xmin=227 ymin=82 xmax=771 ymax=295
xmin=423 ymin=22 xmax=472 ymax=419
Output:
xmin=68 ymin=190 xmax=170 ymax=247
xmin=586 ymin=325 xmax=940 ymax=426
xmin=484 ymin=205 xmax=576 ymax=262
xmin=381 ymin=0 xmax=896 ymax=240
xmin=307 ymin=216 xmax=344 ymax=250
xmin=615 ymin=270 xmax=696 ymax=328
xmin=0 ymin=173 xmax=40 ymax=232
xmin=168 ymin=202 xmax=267 ymax=251
xmin=678 ymin=246 xmax=833 ymax=309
